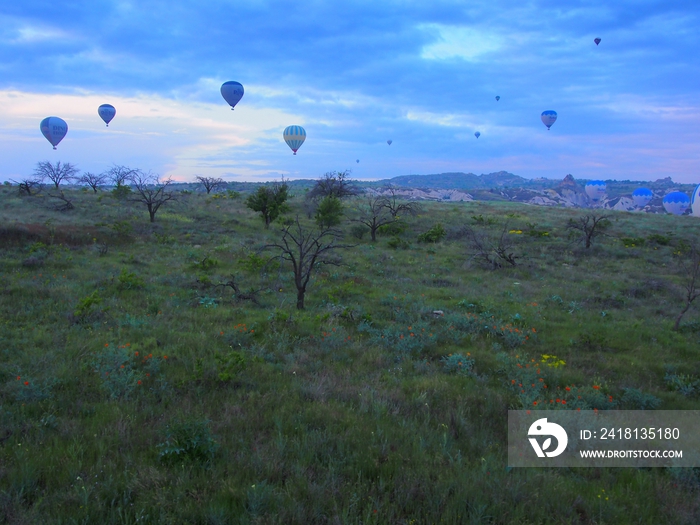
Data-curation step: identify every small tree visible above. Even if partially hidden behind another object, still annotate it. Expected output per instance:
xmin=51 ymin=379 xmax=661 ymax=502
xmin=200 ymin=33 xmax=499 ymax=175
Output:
xmin=463 ymin=223 xmax=521 ymax=269
xmin=129 ymin=171 xmax=176 ymax=223
xmin=381 ymin=185 xmax=421 ymax=218
xmin=11 ymin=177 xmax=44 ymax=196
xmin=673 ymin=241 xmax=700 ymax=331
xmin=352 ymin=195 xmax=394 ymax=241
xmin=34 ymin=161 xmax=79 ymax=189
xmin=196 ymin=176 xmax=226 ymax=194
xmin=47 ymin=190 xmax=75 ymax=211
xmin=307 ymin=170 xmax=360 ymax=200
xmin=315 ymin=195 xmax=343 ymax=229
xmin=107 ymin=165 xmax=138 ymax=188
xmin=245 ymin=180 xmax=289 ymax=229
xmin=265 ymin=217 xmax=354 ymax=309
xmin=78 ymin=172 xmax=108 ymax=193
xmin=566 ymin=214 xmax=611 ymax=249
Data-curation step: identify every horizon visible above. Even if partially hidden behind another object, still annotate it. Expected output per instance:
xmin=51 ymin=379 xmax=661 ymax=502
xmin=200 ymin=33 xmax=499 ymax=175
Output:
xmin=2 ymin=2 xmax=699 ymax=184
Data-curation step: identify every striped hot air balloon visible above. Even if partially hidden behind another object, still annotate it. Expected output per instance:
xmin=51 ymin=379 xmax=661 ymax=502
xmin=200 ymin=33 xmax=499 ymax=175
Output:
xmin=283 ymin=125 xmax=306 ymax=155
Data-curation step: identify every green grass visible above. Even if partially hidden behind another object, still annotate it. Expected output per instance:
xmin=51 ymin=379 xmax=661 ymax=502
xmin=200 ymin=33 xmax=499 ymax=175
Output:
xmin=1 ymin=187 xmax=699 ymax=523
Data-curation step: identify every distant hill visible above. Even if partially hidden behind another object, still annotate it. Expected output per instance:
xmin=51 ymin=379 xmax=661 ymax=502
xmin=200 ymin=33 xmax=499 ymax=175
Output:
xmin=378 ymin=171 xmax=529 ymax=190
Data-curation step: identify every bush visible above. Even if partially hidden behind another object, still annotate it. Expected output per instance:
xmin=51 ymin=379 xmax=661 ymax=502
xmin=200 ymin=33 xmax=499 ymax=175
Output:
xmin=350 ymin=224 xmax=369 ymax=240
xmin=117 ymin=268 xmax=146 ymax=290
xmin=387 ymin=236 xmax=410 ymax=249
xmin=111 ymin=184 xmax=132 ymax=200
xmin=417 ymin=223 xmax=446 ymax=243
xmin=157 ymin=418 xmax=219 ymax=465
xmin=377 ymin=220 xmax=407 ymax=236
xmin=440 ymin=353 xmax=475 ymax=375
xmin=73 ymin=290 xmax=103 ymax=323
xmin=620 ymin=388 xmax=662 ymax=409
xmin=214 ymin=349 xmax=247 ymax=382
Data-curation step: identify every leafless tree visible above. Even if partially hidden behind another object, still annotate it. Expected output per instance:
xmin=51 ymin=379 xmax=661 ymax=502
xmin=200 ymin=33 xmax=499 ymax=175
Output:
xmin=264 ymin=217 xmax=355 ymax=309
xmin=47 ymin=190 xmax=75 ymax=211
xmin=352 ymin=195 xmax=394 ymax=241
xmin=78 ymin=172 xmax=108 ymax=193
xmin=196 ymin=176 xmax=226 ymax=194
xmin=106 ymin=165 xmax=139 ymax=188
xmin=215 ymin=275 xmax=265 ymax=306
xmin=307 ymin=170 xmax=360 ymax=200
xmin=11 ymin=177 xmax=44 ymax=196
xmin=673 ymin=241 xmax=700 ymax=331
xmin=463 ymin=223 xmax=521 ymax=269
xmin=34 ymin=161 xmax=79 ymax=189
xmin=381 ymin=185 xmax=421 ymax=218
xmin=566 ymin=214 xmax=611 ymax=249
xmin=128 ymin=171 xmax=176 ymax=222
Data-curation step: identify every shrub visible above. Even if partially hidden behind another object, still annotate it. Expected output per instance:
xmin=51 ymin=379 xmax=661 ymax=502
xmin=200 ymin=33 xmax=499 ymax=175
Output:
xmin=214 ymin=349 xmax=247 ymax=382
xmin=111 ymin=184 xmax=132 ymax=200
xmin=417 ymin=223 xmax=446 ymax=243
xmin=387 ymin=236 xmax=410 ymax=250
xmin=117 ymin=268 xmax=146 ymax=290
xmin=350 ymin=224 xmax=369 ymax=240
xmin=92 ymin=342 xmax=161 ymax=400
xmin=440 ymin=353 xmax=475 ymax=375
xmin=157 ymin=418 xmax=219 ymax=465
xmin=664 ymin=367 xmax=699 ymax=397
xmin=620 ymin=388 xmax=662 ymax=409
xmin=377 ymin=220 xmax=407 ymax=236
xmin=73 ymin=290 xmax=103 ymax=323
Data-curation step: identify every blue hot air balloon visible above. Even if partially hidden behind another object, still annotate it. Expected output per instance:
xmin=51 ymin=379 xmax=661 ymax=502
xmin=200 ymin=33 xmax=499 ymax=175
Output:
xmin=632 ymin=188 xmax=653 ymax=208
xmin=283 ymin=125 xmax=306 ymax=155
xmin=356 ymin=159 xmax=360 ymax=163
xmin=541 ymin=110 xmax=557 ymax=130
xmin=40 ymin=117 xmax=68 ymax=150
xmin=98 ymin=104 xmax=116 ymax=127
xmin=585 ymin=180 xmax=606 ymax=202
xmin=474 ymin=131 xmax=481 ymax=139
xmin=691 ymin=183 xmax=700 ymax=217
xmin=387 ymin=139 xmax=392 ymax=145
xmin=594 ymin=38 xmax=601 ymax=45
xmin=221 ymin=81 xmax=244 ymax=110
xmin=662 ymin=192 xmax=690 ymax=215
xmin=495 ymin=96 xmax=500 ymax=101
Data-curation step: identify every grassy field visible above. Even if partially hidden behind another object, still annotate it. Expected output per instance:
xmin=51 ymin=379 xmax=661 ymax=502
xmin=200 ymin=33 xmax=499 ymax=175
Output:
xmin=1 ymin=184 xmax=699 ymax=524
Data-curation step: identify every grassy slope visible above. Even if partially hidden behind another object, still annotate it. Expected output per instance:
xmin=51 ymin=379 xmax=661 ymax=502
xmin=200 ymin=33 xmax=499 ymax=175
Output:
xmin=0 ymin=186 xmax=699 ymax=524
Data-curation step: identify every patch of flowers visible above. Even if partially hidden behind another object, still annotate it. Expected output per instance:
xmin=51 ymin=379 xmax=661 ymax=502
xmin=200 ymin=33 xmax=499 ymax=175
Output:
xmin=440 ymin=352 xmax=475 ymax=376
xmin=92 ymin=342 xmax=164 ymax=400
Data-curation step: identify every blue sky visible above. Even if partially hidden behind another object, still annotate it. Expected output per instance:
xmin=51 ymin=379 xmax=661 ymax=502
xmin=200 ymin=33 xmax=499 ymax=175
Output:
xmin=1 ymin=1 xmax=699 ymax=184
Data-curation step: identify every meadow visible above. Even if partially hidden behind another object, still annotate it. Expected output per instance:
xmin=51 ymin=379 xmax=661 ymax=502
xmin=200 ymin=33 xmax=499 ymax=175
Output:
xmin=0 ymin=182 xmax=699 ymax=524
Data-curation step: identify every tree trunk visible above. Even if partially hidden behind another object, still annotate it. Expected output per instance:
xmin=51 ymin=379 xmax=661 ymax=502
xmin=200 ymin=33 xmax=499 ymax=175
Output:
xmin=149 ymin=210 xmax=156 ymax=222
xmin=296 ymin=288 xmax=305 ymax=309
xmin=265 ymin=215 xmax=271 ymax=229
xmin=674 ymin=302 xmax=692 ymax=331
xmin=371 ymin=226 xmax=377 ymax=241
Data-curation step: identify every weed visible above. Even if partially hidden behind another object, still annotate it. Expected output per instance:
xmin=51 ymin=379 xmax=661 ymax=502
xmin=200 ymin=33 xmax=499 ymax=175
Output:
xmin=157 ymin=418 xmax=219 ymax=465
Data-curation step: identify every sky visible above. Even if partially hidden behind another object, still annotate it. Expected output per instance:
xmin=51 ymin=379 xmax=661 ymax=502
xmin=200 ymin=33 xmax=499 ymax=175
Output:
xmin=1 ymin=0 xmax=699 ymax=184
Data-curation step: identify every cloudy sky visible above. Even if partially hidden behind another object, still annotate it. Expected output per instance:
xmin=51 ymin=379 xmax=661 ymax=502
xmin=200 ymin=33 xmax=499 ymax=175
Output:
xmin=1 ymin=1 xmax=699 ymax=184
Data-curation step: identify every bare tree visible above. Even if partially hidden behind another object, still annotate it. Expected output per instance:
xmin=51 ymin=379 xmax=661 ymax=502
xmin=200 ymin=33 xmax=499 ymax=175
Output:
xmin=11 ymin=177 xmax=44 ymax=196
xmin=265 ymin=217 xmax=355 ymax=309
xmin=352 ymin=195 xmax=394 ymax=241
xmin=129 ymin=171 xmax=176 ymax=222
xmin=47 ymin=190 xmax=75 ymax=211
xmin=566 ymin=214 xmax=611 ymax=249
xmin=307 ymin=170 xmax=360 ymax=200
xmin=463 ymin=223 xmax=521 ymax=269
xmin=34 ymin=161 xmax=79 ymax=189
xmin=78 ymin=172 xmax=108 ymax=193
xmin=215 ymin=275 xmax=265 ymax=306
xmin=673 ymin=241 xmax=700 ymax=331
xmin=381 ymin=185 xmax=421 ymax=218
xmin=195 ymin=176 xmax=226 ymax=194
xmin=106 ymin=165 xmax=139 ymax=188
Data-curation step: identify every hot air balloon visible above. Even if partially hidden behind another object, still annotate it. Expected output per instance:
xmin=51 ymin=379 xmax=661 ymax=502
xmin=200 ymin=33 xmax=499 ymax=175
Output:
xmin=221 ymin=81 xmax=244 ymax=110
xmin=662 ymin=192 xmax=690 ymax=215
xmin=594 ymin=38 xmax=601 ymax=46
xmin=40 ymin=117 xmax=68 ymax=150
xmin=495 ymin=96 xmax=500 ymax=101
xmin=585 ymin=180 xmax=606 ymax=202
xmin=356 ymin=159 xmax=360 ymax=163
xmin=98 ymin=104 xmax=116 ymax=127
xmin=632 ymin=188 xmax=653 ymax=208
xmin=387 ymin=140 xmax=392 ymax=145
xmin=691 ymin=184 xmax=700 ymax=217
xmin=474 ymin=131 xmax=481 ymax=139
xmin=541 ymin=110 xmax=557 ymax=130
xmin=283 ymin=125 xmax=306 ymax=155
